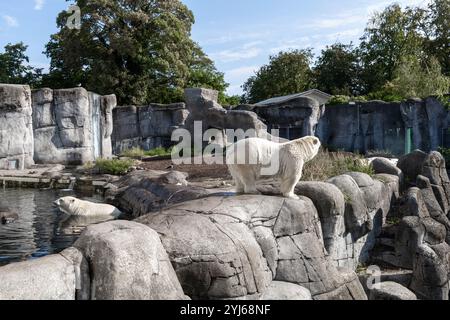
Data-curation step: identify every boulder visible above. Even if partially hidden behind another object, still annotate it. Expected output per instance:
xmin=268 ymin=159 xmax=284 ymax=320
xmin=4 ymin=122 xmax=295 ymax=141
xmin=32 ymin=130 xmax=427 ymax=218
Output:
xmin=295 ymin=181 xmax=345 ymax=257
xmin=0 ymin=253 xmax=77 ymax=300
xmin=369 ymin=282 xmax=417 ymax=300
xmin=397 ymin=150 xmax=428 ymax=185
xmin=74 ymin=220 xmax=186 ymax=300
xmin=113 ymin=172 xmax=210 ymax=217
xmin=260 ymin=282 xmax=312 ymax=300
xmin=136 ymin=195 xmax=367 ymax=300
xmin=328 ymin=175 xmax=371 ymax=239
xmin=371 ymin=158 xmax=402 ymax=177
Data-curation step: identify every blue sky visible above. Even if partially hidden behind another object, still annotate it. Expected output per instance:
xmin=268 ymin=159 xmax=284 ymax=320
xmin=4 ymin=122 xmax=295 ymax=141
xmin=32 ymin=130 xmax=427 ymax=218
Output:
xmin=0 ymin=0 xmax=431 ymax=95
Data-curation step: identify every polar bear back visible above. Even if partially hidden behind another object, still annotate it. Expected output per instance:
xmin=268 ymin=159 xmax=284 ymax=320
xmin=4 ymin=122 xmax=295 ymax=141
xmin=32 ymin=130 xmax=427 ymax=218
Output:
xmin=226 ymin=137 xmax=280 ymax=167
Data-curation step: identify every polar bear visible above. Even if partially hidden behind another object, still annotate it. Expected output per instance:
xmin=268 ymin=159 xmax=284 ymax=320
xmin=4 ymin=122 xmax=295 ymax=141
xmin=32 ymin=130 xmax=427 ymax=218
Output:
xmin=226 ymin=136 xmax=321 ymax=199
xmin=54 ymin=196 xmax=122 ymax=218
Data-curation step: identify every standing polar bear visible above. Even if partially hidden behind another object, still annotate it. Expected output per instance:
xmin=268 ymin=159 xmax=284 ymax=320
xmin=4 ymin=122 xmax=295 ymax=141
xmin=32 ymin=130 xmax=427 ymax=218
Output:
xmin=54 ymin=196 xmax=122 ymax=218
xmin=226 ymin=136 xmax=321 ymax=199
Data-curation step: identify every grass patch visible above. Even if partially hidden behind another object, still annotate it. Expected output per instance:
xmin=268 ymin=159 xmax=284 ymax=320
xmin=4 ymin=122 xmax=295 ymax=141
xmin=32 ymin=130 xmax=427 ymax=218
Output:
xmin=95 ymin=158 xmax=135 ymax=175
xmin=144 ymin=147 xmax=173 ymax=157
xmin=302 ymin=149 xmax=374 ymax=181
xmin=121 ymin=147 xmax=145 ymax=158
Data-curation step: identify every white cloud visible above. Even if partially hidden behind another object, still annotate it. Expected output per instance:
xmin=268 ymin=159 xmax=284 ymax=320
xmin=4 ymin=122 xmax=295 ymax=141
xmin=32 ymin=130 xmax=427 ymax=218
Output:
xmin=34 ymin=0 xmax=45 ymax=10
xmin=2 ymin=15 xmax=18 ymax=27
xmin=211 ymin=45 xmax=262 ymax=63
xmin=226 ymin=66 xmax=258 ymax=79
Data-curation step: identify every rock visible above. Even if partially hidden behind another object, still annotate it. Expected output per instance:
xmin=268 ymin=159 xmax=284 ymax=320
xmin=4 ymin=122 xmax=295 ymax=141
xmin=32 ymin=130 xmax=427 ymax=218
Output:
xmin=328 ymin=175 xmax=371 ymax=239
xmin=372 ymin=158 xmax=402 ymax=177
xmin=295 ymin=181 xmax=345 ymax=257
xmin=369 ymin=282 xmax=417 ymax=300
xmin=111 ymin=103 xmax=187 ymax=155
xmin=74 ymin=220 xmax=186 ymax=300
xmin=397 ymin=150 xmax=428 ymax=186
xmin=410 ymin=243 xmax=450 ymax=300
xmin=32 ymin=88 xmax=116 ymax=165
xmin=421 ymin=151 xmax=450 ymax=209
xmin=157 ymin=171 xmax=189 ymax=186
xmin=0 ymin=84 xmax=34 ymax=170
xmin=136 ymin=195 xmax=367 ymax=300
xmin=260 ymin=282 xmax=312 ymax=300
xmin=113 ymin=172 xmax=210 ymax=218
xmin=0 ymin=254 xmax=77 ymax=300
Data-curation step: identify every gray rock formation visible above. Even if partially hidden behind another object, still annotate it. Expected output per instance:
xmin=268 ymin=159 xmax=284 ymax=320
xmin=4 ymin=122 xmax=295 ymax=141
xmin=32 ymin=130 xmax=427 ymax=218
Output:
xmin=0 ymin=253 xmax=77 ymax=300
xmin=369 ymin=282 xmax=417 ymax=300
xmin=32 ymin=88 xmax=116 ymax=165
xmin=135 ymin=195 xmax=367 ymax=300
xmin=184 ymin=88 xmax=273 ymax=147
xmin=0 ymin=84 xmax=34 ymax=170
xmin=74 ymin=220 xmax=187 ymax=300
xmin=260 ymin=281 xmax=312 ymax=300
xmin=112 ymin=103 xmax=188 ymax=154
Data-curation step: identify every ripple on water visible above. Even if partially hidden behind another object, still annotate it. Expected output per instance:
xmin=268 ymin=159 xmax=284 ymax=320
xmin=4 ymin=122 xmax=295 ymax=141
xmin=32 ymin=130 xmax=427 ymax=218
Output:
xmin=0 ymin=188 xmax=110 ymax=266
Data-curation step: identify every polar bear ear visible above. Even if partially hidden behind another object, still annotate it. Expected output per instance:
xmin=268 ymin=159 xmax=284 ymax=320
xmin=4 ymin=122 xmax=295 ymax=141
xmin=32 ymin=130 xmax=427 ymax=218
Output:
xmin=313 ymin=138 xmax=319 ymax=145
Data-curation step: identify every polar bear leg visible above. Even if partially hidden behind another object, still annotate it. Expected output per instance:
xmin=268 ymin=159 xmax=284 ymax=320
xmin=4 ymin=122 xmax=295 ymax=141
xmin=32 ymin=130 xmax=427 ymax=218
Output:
xmin=228 ymin=165 xmax=245 ymax=193
xmin=280 ymin=161 xmax=304 ymax=200
xmin=239 ymin=166 xmax=260 ymax=195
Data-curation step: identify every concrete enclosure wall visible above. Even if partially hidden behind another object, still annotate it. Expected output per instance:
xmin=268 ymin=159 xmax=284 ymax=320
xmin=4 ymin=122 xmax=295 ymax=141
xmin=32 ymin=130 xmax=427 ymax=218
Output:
xmin=0 ymin=84 xmax=34 ymax=170
xmin=32 ymin=87 xmax=116 ymax=165
xmin=112 ymin=103 xmax=188 ymax=155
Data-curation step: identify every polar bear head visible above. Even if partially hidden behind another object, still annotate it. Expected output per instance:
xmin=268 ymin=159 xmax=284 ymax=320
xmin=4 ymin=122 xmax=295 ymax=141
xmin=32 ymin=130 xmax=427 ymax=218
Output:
xmin=54 ymin=196 xmax=81 ymax=215
xmin=292 ymin=136 xmax=321 ymax=161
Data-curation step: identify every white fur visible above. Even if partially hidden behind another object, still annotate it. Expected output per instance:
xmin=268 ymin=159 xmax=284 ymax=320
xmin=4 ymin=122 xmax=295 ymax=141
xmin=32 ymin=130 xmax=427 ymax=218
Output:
xmin=226 ymin=136 xmax=321 ymax=199
xmin=54 ymin=196 xmax=122 ymax=218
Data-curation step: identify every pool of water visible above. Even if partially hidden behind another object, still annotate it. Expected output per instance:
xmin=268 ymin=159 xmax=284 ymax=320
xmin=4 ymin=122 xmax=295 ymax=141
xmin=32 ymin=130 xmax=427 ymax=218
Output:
xmin=0 ymin=188 xmax=112 ymax=266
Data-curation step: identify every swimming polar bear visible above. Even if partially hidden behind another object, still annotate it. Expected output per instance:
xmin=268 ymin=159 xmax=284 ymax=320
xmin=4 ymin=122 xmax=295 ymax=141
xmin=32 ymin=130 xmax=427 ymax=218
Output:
xmin=226 ymin=136 xmax=321 ymax=199
xmin=54 ymin=196 xmax=122 ymax=218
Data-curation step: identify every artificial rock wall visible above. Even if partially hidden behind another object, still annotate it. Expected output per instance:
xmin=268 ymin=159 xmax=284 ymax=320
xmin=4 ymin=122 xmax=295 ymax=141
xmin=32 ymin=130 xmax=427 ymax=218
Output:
xmin=32 ymin=87 xmax=116 ymax=165
xmin=0 ymin=84 xmax=34 ymax=170
xmin=112 ymin=103 xmax=189 ymax=155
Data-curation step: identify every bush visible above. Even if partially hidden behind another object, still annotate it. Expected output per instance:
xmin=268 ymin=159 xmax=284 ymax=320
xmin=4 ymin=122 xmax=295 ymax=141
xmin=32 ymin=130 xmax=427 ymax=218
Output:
xmin=144 ymin=147 xmax=173 ymax=157
xmin=121 ymin=147 xmax=145 ymax=158
xmin=95 ymin=158 xmax=135 ymax=175
xmin=302 ymin=149 xmax=374 ymax=181
xmin=327 ymin=95 xmax=350 ymax=105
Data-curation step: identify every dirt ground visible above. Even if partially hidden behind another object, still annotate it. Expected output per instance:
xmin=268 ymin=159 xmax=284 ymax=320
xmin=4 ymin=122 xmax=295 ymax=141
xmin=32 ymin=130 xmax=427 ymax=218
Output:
xmin=140 ymin=157 xmax=231 ymax=181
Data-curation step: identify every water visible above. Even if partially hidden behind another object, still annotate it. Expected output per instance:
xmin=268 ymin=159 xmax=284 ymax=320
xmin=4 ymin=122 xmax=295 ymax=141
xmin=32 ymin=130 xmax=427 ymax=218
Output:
xmin=0 ymin=188 xmax=112 ymax=266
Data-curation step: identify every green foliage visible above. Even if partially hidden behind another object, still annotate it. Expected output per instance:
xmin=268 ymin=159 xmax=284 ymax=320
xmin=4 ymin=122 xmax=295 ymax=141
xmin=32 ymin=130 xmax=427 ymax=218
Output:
xmin=389 ymin=56 xmax=449 ymax=99
xmin=0 ymin=42 xmax=42 ymax=87
xmin=438 ymin=147 xmax=450 ymax=167
xmin=144 ymin=147 xmax=173 ymax=157
xmin=358 ymin=4 xmax=426 ymax=94
xmin=95 ymin=158 xmax=135 ymax=175
xmin=120 ymin=147 xmax=145 ymax=159
xmin=327 ymin=95 xmax=351 ymax=105
xmin=242 ymin=49 xmax=314 ymax=104
xmin=44 ymin=0 xmax=228 ymax=105
xmin=314 ymin=43 xmax=361 ymax=95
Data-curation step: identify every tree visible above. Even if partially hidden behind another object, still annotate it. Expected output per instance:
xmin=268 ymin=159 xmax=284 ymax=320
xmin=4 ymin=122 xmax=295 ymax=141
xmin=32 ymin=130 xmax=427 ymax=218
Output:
xmin=389 ymin=55 xmax=449 ymax=99
xmin=423 ymin=0 xmax=450 ymax=76
xmin=0 ymin=42 xmax=42 ymax=87
xmin=314 ymin=43 xmax=361 ymax=96
xmin=359 ymin=4 xmax=426 ymax=93
xmin=242 ymin=49 xmax=314 ymax=104
xmin=44 ymin=0 xmax=228 ymax=105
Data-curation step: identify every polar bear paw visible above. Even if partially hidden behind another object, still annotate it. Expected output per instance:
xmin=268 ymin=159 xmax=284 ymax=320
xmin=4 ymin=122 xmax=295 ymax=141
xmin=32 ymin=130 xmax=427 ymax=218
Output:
xmin=283 ymin=193 xmax=300 ymax=200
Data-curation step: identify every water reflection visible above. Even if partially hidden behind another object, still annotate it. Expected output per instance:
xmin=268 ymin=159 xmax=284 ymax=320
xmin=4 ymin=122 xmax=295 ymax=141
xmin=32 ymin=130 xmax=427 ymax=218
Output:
xmin=0 ymin=188 xmax=109 ymax=266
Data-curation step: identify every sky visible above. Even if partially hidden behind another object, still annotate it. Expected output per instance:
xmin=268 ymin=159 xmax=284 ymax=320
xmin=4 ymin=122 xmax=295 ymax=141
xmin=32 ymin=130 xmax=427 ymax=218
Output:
xmin=0 ymin=0 xmax=432 ymax=95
